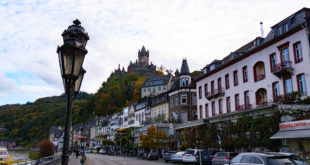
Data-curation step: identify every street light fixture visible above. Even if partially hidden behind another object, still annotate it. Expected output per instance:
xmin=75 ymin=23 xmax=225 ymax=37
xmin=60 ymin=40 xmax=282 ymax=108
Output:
xmin=57 ymin=19 xmax=89 ymax=165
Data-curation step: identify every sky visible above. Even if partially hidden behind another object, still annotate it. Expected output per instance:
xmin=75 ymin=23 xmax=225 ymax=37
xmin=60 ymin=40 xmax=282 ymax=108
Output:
xmin=0 ymin=0 xmax=309 ymax=105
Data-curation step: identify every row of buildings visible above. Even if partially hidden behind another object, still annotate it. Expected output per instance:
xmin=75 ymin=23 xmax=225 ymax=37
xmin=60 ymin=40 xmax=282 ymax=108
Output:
xmin=51 ymin=8 xmax=310 ymax=158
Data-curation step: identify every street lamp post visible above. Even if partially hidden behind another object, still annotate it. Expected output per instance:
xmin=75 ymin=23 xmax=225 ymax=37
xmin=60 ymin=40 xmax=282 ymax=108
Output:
xmin=57 ymin=19 xmax=89 ymax=165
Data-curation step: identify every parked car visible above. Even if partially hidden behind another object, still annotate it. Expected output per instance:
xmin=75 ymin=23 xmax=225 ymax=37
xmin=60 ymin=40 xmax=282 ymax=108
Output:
xmin=212 ymin=152 xmax=238 ymax=165
xmin=164 ymin=151 xmax=177 ymax=162
xmin=225 ymin=152 xmax=297 ymax=165
xmin=196 ymin=150 xmax=218 ymax=165
xmin=0 ymin=147 xmax=9 ymax=161
xmin=183 ymin=149 xmax=206 ymax=164
xmin=99 ymin=149 xmax=106 ymax=154
xmin=277 ymin=153 xmax=307 ymax=165
xmin=148 ymin=151 xmax=159 ymax=160
xmin=171 ymin=151 xmax=185 ymax=163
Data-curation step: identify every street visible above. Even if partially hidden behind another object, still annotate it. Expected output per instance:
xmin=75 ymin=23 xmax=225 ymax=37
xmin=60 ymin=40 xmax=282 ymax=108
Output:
xmin=85 ymin=154 xmax=177 ymax=165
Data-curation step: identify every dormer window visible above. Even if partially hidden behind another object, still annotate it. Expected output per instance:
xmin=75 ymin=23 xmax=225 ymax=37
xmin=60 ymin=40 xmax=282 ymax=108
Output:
xmin=284 ymin=23 xmax=289 ymax=32
xmin=210 ymin=64 xmax=215 ymax=71
xmin=278 ymin=27 xmax=282 ymax=35
xmin=180 ymin=77 xmax=190 ymax=87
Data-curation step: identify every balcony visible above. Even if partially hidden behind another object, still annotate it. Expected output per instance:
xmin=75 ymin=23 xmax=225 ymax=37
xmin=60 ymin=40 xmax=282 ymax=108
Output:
xmin=271 ymin=61 xmax=293 ymax=77
xmin=236 ymin=104 xmax=252 ymax=111
xmin=206 ymin=88 xmax=225 ymax=100
xmin=274 ymin=95 xmax=285 ymax=102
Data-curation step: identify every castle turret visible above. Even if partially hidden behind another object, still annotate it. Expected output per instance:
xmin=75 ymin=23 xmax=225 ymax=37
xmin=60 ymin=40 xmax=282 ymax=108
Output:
xmin=179 ymin=59 xmax=191 ymax=87
xmin=138 ymin=46 xmax=149 ymax=66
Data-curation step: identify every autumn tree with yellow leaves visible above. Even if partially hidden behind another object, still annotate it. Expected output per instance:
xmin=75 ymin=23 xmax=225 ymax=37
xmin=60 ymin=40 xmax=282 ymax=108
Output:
xmin=139 ymin=125 xmax=168 ymax=149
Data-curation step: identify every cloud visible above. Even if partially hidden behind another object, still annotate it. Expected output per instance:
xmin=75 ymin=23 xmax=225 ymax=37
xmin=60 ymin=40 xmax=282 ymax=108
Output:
xmin=0 ymin=0 xmax=308 ymax=105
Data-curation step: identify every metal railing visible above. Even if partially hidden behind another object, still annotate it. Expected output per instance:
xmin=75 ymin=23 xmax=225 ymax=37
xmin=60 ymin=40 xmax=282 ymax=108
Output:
xmin=271 ymin=61 xmax=292 ymax=73
xmin=40 ymin=154 xmax=61 ymax=165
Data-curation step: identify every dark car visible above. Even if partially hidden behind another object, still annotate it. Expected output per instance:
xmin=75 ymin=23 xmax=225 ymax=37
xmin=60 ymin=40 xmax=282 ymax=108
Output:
xmin=164 ymin=151 xmax=177 ymax=162
xmin=196 ymin=150 xmax=218 ymax=165
xmin=226 ymin=152 xmax=297 ymax=165
xmin=148 ymin=151 xmax=159 ymax=160
xmin=212 ymin=152 xmax=238 ymax=165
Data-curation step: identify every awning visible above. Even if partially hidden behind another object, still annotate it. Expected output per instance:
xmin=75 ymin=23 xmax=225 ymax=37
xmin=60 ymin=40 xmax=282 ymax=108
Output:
xmin=270 ymin=129 xmax=310 ymax=139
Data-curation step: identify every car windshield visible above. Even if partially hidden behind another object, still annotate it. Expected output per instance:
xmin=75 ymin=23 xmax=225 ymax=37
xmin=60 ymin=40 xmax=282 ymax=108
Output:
xmin=291 ymin=154 xmax=304 ymax=161
xmin=216 ymin=152 xmax=228 ymax=157
xmin=268 ymin=157 xmax=295 ymax=165
xmin=185 ymin=150 xmax=195 ymax=154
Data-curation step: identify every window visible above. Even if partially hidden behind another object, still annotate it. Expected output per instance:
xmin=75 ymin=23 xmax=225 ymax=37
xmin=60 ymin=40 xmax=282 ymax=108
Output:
xmin=199 ymin=105 xmax=202 ymax=119
xmin=297 ymin=73 xmax=307 ymax=95
xmin=199 ymin=86 xmax=202 ymax=99
xmin=175 ymin=95 xmax=179 ymax=105
xmin=142 ymin=112 xmax=144 ymax=120
xmin=163 ymin=86 xmax=166 ymax=90
xmin=284 ymin=23 xmax=289 ymax=32
xmin=205 ymin=104 xmax=209 ymax=117
xmin=210 ymin=64 xmax=215 ymax=71
xmin=218 ymin=77 xmax=222 ymax=89
xmin=143 ymin=88 xmax=146 ymax=92
xmin=270 ymin=53 xmax=277 ymax=71
xmin=242 ymin=66 xmax=248 ymax=83
xmin=204 ymin=83 xmax=208 ymax=97
xmin=181 ymin=79 xmax=186 ymax=86
xmin=158 ymin=86 xmax=161 ymax=91
xmin=226 ymin=97 xmax=231 ymax=113
xmin=211 ymin=81 xmax=215 ymax=92
xmin=235 ymin=94 xmax=239 ymax=111
xmin=219 ymin=99 xmax=223 ymax=114
xmin=272 ymin=82 xmax=280 ymax=100
xmin=244 ymin=90 xmax=250 ymax=105
xmin=284 ymin=76 xmax=293 ymax=95
xmin=294 ymin=42 xmax=303 ymax=63
xmin=136 ymin=114 xmax=138 ymax=121
xmin=254 ymin=61 xmax=265 ymax=82
xmin=181 ymin=94 xmax=187 ymax=104
xmin=212 ymin=101 xmax=215 ymax=116
xmin=170 ymin=97 xmax=174 ymax=107
xmin=148 ymin=88 xmax=151 ymax=92
xmin=225 ymin=74 xmax=230 ymax=89
xmin=278 ymin=27 xmax=282 ymax=35
xmin=153 ymin=87 xmax=156 ymax=92
xmin=233 ymin=70 xmax=238 ymax=86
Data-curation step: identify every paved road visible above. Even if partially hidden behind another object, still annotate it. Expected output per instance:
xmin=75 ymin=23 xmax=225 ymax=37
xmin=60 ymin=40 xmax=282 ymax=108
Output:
xmin=86 ymin=154 xmax=179 ymax=165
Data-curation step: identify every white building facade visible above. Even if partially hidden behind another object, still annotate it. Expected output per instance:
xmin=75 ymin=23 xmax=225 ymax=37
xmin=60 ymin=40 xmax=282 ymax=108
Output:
xmin=196 ymin=8 xmax=310 ymax=119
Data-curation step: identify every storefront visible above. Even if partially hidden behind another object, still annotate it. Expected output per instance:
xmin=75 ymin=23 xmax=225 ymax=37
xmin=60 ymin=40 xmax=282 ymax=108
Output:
xmin=271 ymin=119 xmax=310 ymax=163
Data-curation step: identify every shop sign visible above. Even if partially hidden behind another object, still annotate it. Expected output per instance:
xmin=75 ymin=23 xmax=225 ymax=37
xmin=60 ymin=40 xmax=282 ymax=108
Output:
xmin=279 ymin=120 xmax=310 ymax=131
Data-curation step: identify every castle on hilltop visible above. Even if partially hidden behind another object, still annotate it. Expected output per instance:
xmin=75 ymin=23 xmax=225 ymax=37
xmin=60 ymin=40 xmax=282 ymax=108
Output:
xmin=110 ymin=46 xmax=157 ymax=77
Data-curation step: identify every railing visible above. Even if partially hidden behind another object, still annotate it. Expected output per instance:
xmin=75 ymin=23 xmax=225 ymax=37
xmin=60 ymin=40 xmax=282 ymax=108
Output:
xmin=271 ymin=61 xmax=292 ymax=73
xmin=206 ymin=88 xmax=225 ymax=100
xmin=274 ymin=95 xmax=285 ymax=102
xmin=236 ymin=104 xmax=252 ymax=111
xmin=40 ymin=154 xmax=61 ymax=165
xmin=256 ymin=101 xmax=269 ymax=107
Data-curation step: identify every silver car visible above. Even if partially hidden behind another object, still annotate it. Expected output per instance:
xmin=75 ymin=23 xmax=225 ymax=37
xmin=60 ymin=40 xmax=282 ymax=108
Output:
xmin=171 ymin=151 xmax=185 ymax=163
xmin=279 ymin=153 xmax=307 ymax=165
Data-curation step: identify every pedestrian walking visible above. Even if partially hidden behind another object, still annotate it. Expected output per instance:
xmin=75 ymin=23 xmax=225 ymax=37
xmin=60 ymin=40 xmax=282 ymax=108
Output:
xmin=76 ymin=150 xmax=79 ymax=159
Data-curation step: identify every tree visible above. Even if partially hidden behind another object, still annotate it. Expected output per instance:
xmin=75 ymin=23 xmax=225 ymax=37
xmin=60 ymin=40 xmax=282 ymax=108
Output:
xmin=140 ymin=125 xmax=168 ymax=149
xmin=38 ymin=140 xmax=54 ymax=158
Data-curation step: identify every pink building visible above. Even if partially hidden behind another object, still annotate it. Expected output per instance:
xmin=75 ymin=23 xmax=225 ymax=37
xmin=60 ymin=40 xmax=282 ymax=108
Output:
xmin=196 ymin=8 xmax=310 ymax=119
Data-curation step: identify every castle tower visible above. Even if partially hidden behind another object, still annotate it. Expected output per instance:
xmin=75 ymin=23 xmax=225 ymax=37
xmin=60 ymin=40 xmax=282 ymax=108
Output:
xmin=138 ymin=46 xmax=149 ymax=67
xmin=179 ymin=58 xmax=191 ymax=87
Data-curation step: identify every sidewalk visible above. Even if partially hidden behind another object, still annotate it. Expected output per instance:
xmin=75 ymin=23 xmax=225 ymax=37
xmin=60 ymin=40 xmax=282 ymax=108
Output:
xmin=68 ymin=155 xmax=89 ymax=165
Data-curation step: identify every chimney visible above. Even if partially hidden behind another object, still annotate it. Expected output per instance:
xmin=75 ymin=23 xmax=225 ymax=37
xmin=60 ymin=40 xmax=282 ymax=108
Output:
xmin=260 ymin=22 xmax=264 ymax=38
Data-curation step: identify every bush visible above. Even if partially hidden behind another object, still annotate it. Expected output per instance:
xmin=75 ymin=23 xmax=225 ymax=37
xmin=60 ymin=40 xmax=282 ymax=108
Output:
xmin=38 ymin=140 xmax=54 ymax=158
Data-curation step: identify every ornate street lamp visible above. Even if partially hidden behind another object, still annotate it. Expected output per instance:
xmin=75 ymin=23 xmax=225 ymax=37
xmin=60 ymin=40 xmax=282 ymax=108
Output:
xmin=57 ymin=19 xmax=89 ymax=165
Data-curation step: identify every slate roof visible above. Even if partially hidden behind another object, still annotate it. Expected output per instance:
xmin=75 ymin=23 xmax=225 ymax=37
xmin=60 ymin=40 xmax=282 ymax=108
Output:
xmin=49 ymin=126 xmax=64 ymax=138
xmin=141 ymin=75 xmax=172 ymax=88
xmin=180 ymin=59 xmax=190 ymax=75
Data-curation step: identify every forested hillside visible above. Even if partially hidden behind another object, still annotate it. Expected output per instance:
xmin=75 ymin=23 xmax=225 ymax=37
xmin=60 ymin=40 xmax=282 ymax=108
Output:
xmin=0 ymin=72 xmax=147 ymax=147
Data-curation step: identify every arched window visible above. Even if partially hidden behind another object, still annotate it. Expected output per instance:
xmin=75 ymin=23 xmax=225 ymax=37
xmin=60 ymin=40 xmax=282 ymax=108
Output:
xmin=253 ymin=61 xmax=266 ymax=82
xmin=255 ymin=88 xmax=267 ymax=106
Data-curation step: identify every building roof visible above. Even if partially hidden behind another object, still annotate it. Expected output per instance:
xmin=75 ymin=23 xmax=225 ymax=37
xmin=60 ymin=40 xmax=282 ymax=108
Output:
xmin=141 ymin=75 xmax=172 ymax=88
xmin=180 ymin=59 xmax=190 ymax=75
xmin=196 ymin=7 xmax=310 ymax=82
xmin=49 ymin=126 xmax=64 ymax=138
